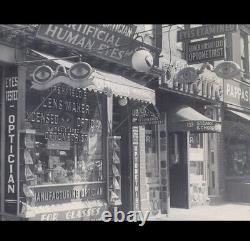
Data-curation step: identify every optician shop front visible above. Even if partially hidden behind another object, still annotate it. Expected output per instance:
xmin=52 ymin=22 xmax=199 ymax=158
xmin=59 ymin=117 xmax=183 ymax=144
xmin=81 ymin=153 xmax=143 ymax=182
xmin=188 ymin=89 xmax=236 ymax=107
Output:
xmin=0 ymin=41 xmax=161 ymax=220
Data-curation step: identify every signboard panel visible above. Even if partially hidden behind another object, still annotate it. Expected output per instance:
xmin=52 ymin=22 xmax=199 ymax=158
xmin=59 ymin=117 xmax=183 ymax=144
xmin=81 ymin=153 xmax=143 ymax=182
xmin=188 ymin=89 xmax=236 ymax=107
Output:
xmin=132 ymin=105 xmax=163 ymax=125
xmin=27 ymin=182 xmax=105 ymax=206
xmin=132 ymin=126 xmax=140 ymax=211
xmin=35 ymin=24 xmax=159 ymax=67
xmin=187 ymin=37 xmax=225 ymax=64
xmin=177 ymin=24 xmax=238 ymax=42
xmin=170 ymin=120 xmax=221 ymax=133
xmin=4 ymin=67 xmax=18 ymax=215
xmin=223 ymin=78 xmax=250 ymax=109
xmin=30 ymin=203 xmax=107 ymax=221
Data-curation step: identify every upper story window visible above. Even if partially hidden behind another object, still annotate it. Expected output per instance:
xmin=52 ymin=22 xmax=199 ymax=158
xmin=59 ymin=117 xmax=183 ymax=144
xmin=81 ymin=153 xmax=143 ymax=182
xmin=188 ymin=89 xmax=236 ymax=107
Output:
xmin=135 ymin=24 xmax=155 ymax=46
xmin=240 ymin=31 xmax=249 ymax=77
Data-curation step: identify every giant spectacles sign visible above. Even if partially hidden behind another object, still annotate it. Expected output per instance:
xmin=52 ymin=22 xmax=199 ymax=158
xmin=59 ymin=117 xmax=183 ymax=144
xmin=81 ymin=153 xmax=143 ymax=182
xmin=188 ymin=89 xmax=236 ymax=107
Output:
xmin=35 ymin=25 xmax=159 ymax=68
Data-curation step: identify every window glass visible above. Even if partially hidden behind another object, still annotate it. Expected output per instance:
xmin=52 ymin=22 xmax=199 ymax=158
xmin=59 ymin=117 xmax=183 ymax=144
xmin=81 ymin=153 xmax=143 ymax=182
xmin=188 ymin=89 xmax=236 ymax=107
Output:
xmin=189 ymin=133 xmax=203 ymax=148
xmin=23 ymin=84 xmax=104 ymax=186
xmin=240 ymin=32 xmax=248 ymax=74
xmin=226 ymin=143 xmax=250 ymax=176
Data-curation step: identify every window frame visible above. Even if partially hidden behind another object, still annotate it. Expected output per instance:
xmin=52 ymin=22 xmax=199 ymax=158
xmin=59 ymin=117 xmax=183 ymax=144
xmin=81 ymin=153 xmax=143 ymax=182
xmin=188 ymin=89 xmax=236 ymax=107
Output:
xmin=240 ymin=30 xmax=250 ymax=78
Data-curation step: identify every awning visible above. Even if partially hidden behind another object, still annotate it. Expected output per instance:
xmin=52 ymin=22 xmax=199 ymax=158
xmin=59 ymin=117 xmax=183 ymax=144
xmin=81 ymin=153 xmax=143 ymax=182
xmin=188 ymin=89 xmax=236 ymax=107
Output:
xmin=226 ymin=109 xmax=250 ymax=121
xmin=169 ymin=105 xmax=221 ymax=133
xmin=28 ymin=49 xmax=156 ymax=105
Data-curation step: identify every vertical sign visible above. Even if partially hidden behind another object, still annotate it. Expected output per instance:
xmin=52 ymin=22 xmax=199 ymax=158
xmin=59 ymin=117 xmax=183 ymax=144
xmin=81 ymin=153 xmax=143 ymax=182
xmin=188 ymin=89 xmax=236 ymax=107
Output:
xmin=4 ymin=67 xmax=18 ymax=214
xmin=132 ymin=126 xmax=140 ymax=211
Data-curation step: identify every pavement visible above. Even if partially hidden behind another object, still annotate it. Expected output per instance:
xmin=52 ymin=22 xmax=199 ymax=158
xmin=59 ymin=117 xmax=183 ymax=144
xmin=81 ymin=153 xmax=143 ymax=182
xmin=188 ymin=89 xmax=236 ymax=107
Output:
xmin=148 ymin=202 xmax=250 ymax=221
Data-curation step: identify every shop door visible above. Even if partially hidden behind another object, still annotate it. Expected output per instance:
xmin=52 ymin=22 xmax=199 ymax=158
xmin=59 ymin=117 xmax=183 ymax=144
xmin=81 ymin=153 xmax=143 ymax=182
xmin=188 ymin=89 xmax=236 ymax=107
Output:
xmin=113 ymin=99 xmax=133 ymax=213
xmin=169 ymin=132 xmax=189 ymax=208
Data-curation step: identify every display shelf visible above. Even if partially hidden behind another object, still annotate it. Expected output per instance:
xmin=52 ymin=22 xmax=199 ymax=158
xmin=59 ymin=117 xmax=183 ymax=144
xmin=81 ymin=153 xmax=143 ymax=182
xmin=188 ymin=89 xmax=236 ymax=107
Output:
xmin=108 ymin=136 xmax=122 ymax=206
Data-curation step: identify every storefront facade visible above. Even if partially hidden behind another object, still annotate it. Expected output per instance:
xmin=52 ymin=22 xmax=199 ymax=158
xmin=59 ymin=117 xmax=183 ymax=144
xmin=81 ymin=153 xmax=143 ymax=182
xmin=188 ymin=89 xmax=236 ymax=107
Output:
xmin=0 ymin=24 xmax=164 ymax=220
xmin=222 ymin=78 xmax=250 ymax=203
xmin=157 ymin=69 xmax=222 ymax=209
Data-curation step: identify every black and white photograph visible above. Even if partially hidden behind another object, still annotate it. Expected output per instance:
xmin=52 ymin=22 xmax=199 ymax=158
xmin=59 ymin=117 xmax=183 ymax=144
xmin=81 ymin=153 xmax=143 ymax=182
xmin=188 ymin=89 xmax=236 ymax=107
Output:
xmin=0 ymin=24 xmax=250 ymax=222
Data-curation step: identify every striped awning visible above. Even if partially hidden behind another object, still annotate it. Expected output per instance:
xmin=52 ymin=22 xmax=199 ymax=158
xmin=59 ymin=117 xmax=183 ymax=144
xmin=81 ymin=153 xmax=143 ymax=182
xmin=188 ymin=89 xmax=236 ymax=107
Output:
xmin=28 ymin=49 xmax=156 ymax=105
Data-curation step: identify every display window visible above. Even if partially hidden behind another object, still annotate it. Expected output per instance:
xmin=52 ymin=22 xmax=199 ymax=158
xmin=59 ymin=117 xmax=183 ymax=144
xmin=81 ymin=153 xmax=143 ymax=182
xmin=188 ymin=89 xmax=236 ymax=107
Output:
xmin=188 ymin=132 xmax=207 ymax=206
xmin=189 ymin=133 xmax=205 ymax=181
xmin=226 ymin=142 xmax=250 ymax=177
xmin=23 ymin=84 xmax=104 ymax=186
xmin=18 ymin=80 xmax=106 ymax=211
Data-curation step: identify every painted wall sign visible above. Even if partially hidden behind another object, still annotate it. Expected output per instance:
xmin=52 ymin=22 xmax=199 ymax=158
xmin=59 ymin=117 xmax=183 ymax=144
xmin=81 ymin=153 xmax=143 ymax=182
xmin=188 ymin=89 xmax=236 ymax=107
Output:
xmin=223 ymin=78 xmax=250 ymax=109
xmin=35 ymin=24 xmax=160 ymax=67
xmin=30 ymin=203 xmax=107 ymax=221
xmin=25 ymin=183 xmax=105 ymax=206
xmin=4 ymin=68 xmax=18 ymax=215
xmin=25 ymin=85 xmax=102 ymax=143
xmin=177 ymin=24 xmax=238 ymax=42
xmin=187 ymin=37 xmax=225 ymax=64
xmin=132 ymin=126 xmax=140 ymax=211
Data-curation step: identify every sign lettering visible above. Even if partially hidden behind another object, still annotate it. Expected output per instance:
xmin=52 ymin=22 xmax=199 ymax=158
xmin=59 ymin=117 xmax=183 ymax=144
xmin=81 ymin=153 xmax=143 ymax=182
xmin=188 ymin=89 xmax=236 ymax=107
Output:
xmin=223 ymin=78 xmax=250 ymax=109
xmin=132 ymin=126 xmax=140 ymax=211
xmin=187 ymin=37 xmax=225 ymax=64
xmin=35 ymin=24 xmax=160 ymax=67
xmin=177 ymin=24 xmax=238 ymax=42
xmin=4 ymin=71 xmax=18 ymax=215
xmin=24 ymin=183 xmax=105 ymax=206
xmin=31 ymin=204 xmax=107 ymax=221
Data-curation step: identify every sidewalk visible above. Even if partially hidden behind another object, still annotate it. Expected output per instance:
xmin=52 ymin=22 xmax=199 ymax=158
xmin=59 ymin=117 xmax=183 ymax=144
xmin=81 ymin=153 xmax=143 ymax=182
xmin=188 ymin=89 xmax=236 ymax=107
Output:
xmin=148 ymin=202 xmax=250 ymax=221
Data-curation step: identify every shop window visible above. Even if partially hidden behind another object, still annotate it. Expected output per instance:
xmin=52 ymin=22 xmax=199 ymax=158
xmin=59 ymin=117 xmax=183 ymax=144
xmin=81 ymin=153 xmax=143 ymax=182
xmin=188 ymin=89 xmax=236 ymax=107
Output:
xmin=190 ymin=161 xmax=204 ymax=176
xmin=189 ymin=133 xmax=203 ymax=149
xmin=226 ymin=143 xmax=250 ymax=177
xmin=22 ymin=86 xmax=104 ymax=186
xmin=212 ymin=171 xmax=215 ymax=189
xmin=211 ymin=150 xmax=215 ymax=165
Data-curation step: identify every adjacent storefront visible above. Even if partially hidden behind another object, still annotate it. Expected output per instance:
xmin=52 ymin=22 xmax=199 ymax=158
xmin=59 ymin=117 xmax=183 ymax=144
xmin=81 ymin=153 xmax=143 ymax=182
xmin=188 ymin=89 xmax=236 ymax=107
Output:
xmin=157 ymin=70 xmax=222 ymax=209
xmin=223 ymin=78 xmax=250 ymax=203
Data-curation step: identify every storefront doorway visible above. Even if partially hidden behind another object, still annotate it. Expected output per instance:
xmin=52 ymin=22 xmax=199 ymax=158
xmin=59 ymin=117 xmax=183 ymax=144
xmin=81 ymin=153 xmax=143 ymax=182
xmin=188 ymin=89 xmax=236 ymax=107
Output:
xmin=169 ymin=132 xmax=189 ymax=208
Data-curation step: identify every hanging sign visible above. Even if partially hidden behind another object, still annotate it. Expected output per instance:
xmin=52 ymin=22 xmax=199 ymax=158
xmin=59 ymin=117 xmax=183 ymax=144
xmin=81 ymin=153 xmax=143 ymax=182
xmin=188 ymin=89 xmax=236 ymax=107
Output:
xmin=132 ymin=105 xmax=163 ymax=125
xmin=187 ymin=37 xmax=225 ymax=64
xmin=32 ymin=62 xmax=94 ymax=91
xmin=4 ymin=67 xmax=18 ymax=215
xmin=177 ymin=24 xmax=238 ymax=42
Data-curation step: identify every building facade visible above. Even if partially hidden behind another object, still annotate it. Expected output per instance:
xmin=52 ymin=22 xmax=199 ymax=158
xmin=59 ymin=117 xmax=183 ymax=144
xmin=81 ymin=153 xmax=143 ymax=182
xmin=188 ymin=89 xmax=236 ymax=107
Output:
xmin=1 ymin=24 xmax=249 ymax=221
xmin=0 ymin=24 xmax=164 ymax=220
xmin=156 ymin=24 xmax=250 ymax=212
